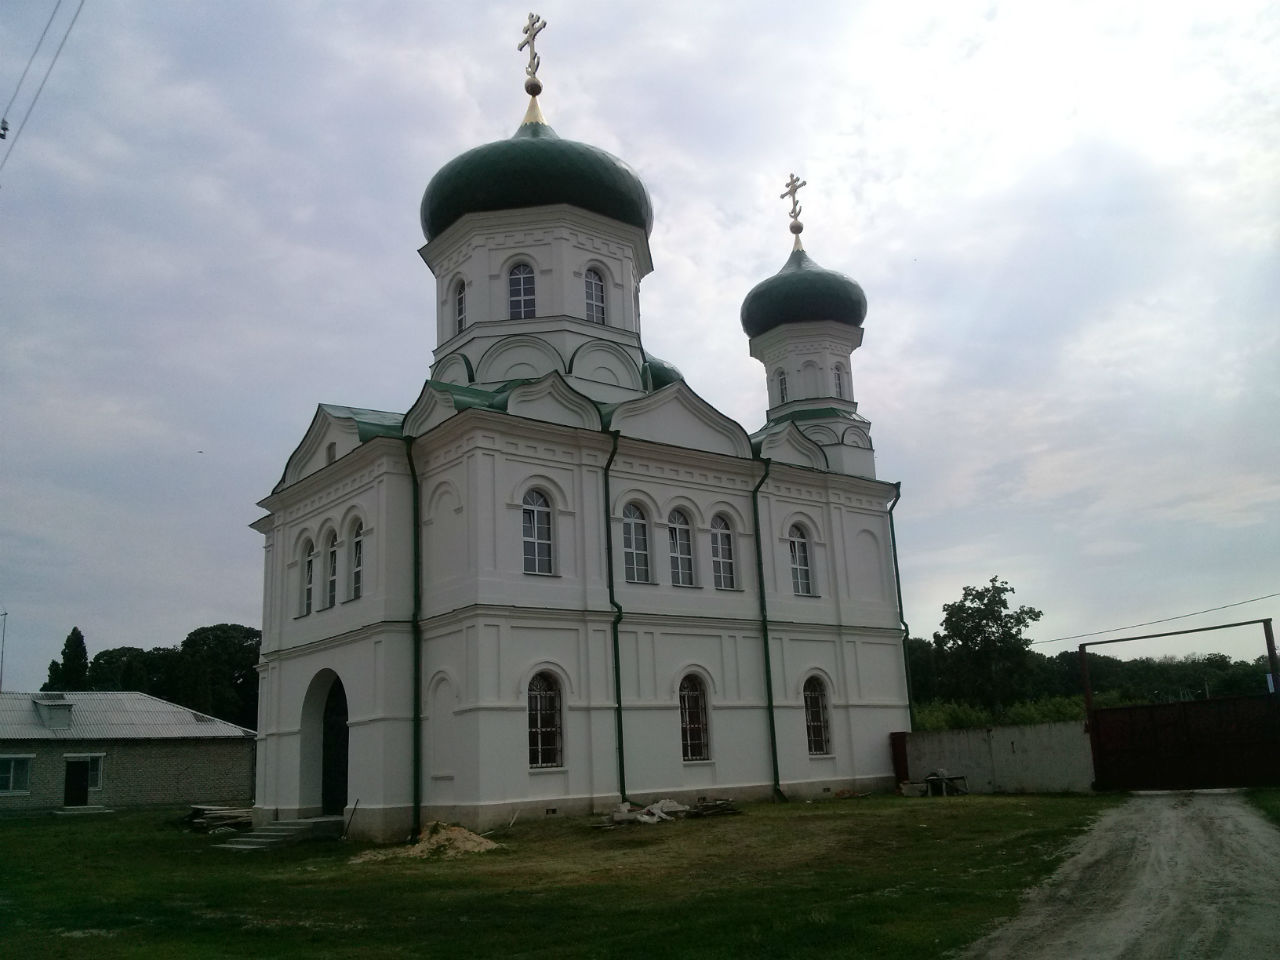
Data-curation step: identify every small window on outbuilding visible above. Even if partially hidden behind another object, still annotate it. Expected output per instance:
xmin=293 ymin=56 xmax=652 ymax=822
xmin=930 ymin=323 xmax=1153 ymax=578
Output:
xmin=0 ymin=757 xmax=31 ymax=793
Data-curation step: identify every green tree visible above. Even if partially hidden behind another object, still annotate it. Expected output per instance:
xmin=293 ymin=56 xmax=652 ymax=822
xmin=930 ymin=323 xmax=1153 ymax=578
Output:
xmin=41 ymin=626 xmax=90 ymax=691
xmin=87 ymin=646 xmax=150 ymax=692
xmin=932 ymin=577 xmax=1043 ymax=713
xmin=178 ymin=624 xmax=261 ymax=729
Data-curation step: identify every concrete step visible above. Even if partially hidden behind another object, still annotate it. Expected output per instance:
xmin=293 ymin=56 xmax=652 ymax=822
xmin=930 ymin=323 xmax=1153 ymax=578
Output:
xmin=214 ymin=815 xmax=345 ymax=852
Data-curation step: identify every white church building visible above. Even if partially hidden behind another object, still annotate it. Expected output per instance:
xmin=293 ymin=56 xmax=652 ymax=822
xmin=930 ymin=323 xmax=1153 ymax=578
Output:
xmin=251 ymin=21 xmax=911 ymax=841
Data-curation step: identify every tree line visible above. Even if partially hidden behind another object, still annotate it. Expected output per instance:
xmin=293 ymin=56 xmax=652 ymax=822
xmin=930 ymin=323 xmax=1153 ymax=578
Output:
xmin=41 ymin=624 xmax=260 ymax=731
xmin=907 ymin=577 xmax=1273 ymax=730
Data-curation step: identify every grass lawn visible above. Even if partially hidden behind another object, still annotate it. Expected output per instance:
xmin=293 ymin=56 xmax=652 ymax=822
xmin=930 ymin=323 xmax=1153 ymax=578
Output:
xmin=0 ymin=794 xmax=1118 ymax=960
xmin=1247 ymin=787 xmax=1280 ymax=829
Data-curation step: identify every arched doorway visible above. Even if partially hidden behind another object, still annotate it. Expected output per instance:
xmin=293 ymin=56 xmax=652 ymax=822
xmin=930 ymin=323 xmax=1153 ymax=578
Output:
xmin=321 ymin=678 xmax=349 ymax=816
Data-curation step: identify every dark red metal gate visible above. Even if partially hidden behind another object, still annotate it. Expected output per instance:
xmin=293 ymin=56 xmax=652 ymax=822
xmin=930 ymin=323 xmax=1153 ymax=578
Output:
xmin=1089 ymin=695 xmax=1280 ymax=790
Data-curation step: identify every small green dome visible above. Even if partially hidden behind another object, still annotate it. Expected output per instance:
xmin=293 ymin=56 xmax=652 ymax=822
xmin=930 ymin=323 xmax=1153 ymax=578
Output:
xmin=740 ymin=248 xmax=867 ymax=338
xmin=421 ymin=120 xmax=654 ymax=241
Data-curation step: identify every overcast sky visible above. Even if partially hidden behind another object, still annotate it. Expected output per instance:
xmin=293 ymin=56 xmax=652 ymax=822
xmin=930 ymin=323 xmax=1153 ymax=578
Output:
xmin=1 ymin=0 xmax=1277 ymax=694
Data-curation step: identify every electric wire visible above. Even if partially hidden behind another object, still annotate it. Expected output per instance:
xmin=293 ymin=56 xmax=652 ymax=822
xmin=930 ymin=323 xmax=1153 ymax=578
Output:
xmin=1030 ymin=591 xmax=1280 ymax=646
xmin=0 ymin=0 xmax=85 ymax=178
xmin=1 ymin=0 xmax=63 ymax=121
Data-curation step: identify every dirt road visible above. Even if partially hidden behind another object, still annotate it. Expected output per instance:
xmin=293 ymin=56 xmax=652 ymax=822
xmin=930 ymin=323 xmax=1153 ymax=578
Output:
xmin=960 ymin=791 xmax=1280 ymax=959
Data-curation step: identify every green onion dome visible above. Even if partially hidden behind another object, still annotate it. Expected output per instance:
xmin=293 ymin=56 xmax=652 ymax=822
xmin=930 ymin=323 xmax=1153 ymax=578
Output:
xmin=421 ymin=119 xmax=654 ymax=242
xmin=740 ymin=248 xmax=867 ymax=338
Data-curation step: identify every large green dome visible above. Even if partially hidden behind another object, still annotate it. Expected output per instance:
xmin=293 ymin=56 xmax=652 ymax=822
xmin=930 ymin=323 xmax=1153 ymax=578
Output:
xmin=421 ymin=119 xmax=654 ymax=241
xmin=740 ymin=248 xmax=867 ymax=338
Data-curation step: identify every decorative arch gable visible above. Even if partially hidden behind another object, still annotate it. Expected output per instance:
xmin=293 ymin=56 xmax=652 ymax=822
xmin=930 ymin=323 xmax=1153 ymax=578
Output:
xmin=403 ymin=384 xmax=460 ymax=437
xmin=567 ymin=340 xmax=643 ymax=390
xmin=505 ymin=372 xmax=603 ymax=430
xmin=278 ymin=407 xmax=360 ymax=490
xmin=609 ymin=383 xmax=752 ymax=459
xmin=475 ymin=336 xmax=566 ymax=384
xmin=759 ymin=423 xmax=828 ymax=471
xmin=842 ymin=425 xmax=871 ymax=448
xmin=432 ymin=352 xmax=474 ymax=386
xmin=803 ymin=425 xmax=840 ymax=445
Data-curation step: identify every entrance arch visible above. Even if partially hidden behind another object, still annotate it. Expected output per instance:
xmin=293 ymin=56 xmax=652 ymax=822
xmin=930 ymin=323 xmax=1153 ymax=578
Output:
xmin=299 ymin=669 xmax=349 ymax=817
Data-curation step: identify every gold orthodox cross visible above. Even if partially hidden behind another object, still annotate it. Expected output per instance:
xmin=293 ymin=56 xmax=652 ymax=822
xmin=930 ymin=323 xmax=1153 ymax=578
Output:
xmin=519 ymin=13 xmax=548 ymax=80
xmin=780 ymin=173 xmax=807 ymax=222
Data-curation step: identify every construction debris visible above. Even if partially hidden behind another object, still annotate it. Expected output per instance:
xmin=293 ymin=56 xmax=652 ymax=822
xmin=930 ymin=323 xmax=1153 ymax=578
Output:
xmin=350 ymin=822 xmax=499 ymax=863
xmin=185 ymin=805 xmax=253 ymax=833
xmin=608 ymin=797 xmax=740 ymax=825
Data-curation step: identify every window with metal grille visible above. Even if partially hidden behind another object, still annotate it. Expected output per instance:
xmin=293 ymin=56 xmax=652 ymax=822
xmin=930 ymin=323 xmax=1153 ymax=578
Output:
xmin=788 ymin=525 xmax=813 ymax=596
xmin=0 ymin=757 xmax=31 ymax=792
xmin=804 ymin=676 xmax=831 ymax=755
xmin=622 ymin=502 xmax=650 ymax=583
xmin=509 ymin=263 xmax=536 ymax=319
xmin=522 ymin=489 xmax=553 ymax=574
xmin=528 ymin=672 xmax=563 ymax=768
xmin=455 ymin=280 xmax=467 ymax=332
xmin=776 ymin=369 xmax=788 ymax=403
xmin=325 ymin=531 xmax=338 ymax=609
xmin=710 ymin=515 xmax=736 ymax=589
xmin=585 ymin=268 xmax=606 ymax=323
xmin=350 ymin=521 xmax=363 ymax=600
xmin=300 ymin=539 xmax=314 ymax=615
xmin=668 ymin=509 xmax=694 ymax=586
xmin=679 ymin=674 xmax=709 ymax=761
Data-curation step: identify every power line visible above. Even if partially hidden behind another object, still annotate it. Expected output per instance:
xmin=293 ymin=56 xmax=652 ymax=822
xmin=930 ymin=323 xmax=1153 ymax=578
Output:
xmin=1030 ymin=591 xmax=1280 ymax=646
xmin=0 ymin=0 xmax=85 ymax=177
xmin=2 ymin=0 xmax=63 ymax=124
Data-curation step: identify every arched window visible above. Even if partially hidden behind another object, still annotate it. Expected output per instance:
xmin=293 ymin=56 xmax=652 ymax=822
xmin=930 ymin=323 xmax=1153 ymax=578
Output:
xmin=522 ymin=489 xmax=553 ymax=574
xmin=788 ymin=524 xmax=813 ymax=596
xmin=300 ymin=539 xmax=315 ymax=616
xmin=349 ymin=521 xmax=364 ymax=600
xmin=509 ymin=263 xmax=536 ymax=319
xmin=803 ymin=676 xmax=831 ymax=755
xmin=585 ymin=268 xmax=606 ymax=323
xmin=455 ymin=280 xmax=467 ymax=332
xmin=668 ymin=509 xmax=694 ymax=586
xmin=622 ymin=502 xmax=650 ymax=583
xmin=528 ymin=672 xmax=563 ymax=768
xmin=710 ymin=515 xmax=735 ymax=590
xmin=679 ymin=674 xmax=709 ymax=761
xmin=324 ymin=531 xmax=338 ymax=609
xmin=776 ymin=369 xmax=789 ymax=404
xmin=833 ymin=364 xmax=845 ymax=399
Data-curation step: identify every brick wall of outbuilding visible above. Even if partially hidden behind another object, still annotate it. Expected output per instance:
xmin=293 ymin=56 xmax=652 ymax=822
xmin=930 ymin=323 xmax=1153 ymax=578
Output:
xmin=0 ymin=738 xmax=254 ymax=811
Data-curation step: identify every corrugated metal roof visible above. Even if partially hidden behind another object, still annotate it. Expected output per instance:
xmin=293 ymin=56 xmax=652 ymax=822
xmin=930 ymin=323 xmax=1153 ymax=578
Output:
xmin=0 ymin=692 xmax=255 ymax=741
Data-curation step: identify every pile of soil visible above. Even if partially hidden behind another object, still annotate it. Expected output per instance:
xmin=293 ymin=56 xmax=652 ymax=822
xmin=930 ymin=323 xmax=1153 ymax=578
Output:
xmin=351 ymin=822 xmax=499 ymax=863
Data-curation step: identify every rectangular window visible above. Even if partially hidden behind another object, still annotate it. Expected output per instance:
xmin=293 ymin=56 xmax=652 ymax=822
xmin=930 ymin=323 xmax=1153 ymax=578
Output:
xmin=0 ymin=757 xmax=32 ymax=793
xmin=87 ymin=756 xmax=102 ymax=790
xmin=711 ymin=526 xmax=735 ymax=589
xmin=669 ymin=523 xmax=694 ymax=586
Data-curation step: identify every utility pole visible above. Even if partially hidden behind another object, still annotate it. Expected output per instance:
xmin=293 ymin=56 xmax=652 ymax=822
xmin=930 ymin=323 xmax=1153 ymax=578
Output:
xmin=0 ymin=607 xmax=7 ymax=692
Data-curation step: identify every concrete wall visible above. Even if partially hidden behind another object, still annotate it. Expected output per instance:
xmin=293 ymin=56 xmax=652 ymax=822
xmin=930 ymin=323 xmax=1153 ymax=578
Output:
xmin=0 ymin=738 xmax=255 ymax=811
xmin=903 ymin=721 xmax=1093 ymax=794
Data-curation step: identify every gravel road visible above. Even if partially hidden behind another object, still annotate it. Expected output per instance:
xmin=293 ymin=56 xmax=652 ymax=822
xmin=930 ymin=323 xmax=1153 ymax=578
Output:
xmin=960 ymin=791 xmax=1280 ymax=959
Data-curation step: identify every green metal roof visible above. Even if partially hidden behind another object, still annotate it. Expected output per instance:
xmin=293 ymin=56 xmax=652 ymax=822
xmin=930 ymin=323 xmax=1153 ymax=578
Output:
xmin=421 ymin=120 xmax=654 ymax=241
xmin=318 ymin=404 xmax=405 ymax=441
xmin=740 ymin=248 xmax=867 ymax=338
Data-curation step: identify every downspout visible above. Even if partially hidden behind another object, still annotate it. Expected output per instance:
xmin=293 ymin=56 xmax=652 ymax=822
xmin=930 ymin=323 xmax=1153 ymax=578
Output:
xmin=887 ymin=482 xmax=915 ymax=729
xmin=750 ymin=458 xmax=786 ymax=802
xmin=403 ymin=436 xmax=424 ymax=842
xmin=601 ymin=429 xmax=630 ymax=803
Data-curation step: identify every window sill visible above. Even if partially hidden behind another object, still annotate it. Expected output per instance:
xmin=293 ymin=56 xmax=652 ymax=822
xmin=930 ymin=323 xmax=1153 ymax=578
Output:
xmin=681 ymin=759 xmax=714 ymax=766
xmin=793 ymin=593 xmax=823 ymax=599
xmin=529 ymin=765 xmax=567 ymax=775
xmin=624 ymin=578 xmax=658 ymax=586
xmin=523 ymin=571 xmax=560 ymax=578
xmin=340 ymin=596 xmax=363 ymax=605
xmin=713 ymin=585 xmax=744 ymax=592
xmin=672 ymin=583 xmax=701 ymax=589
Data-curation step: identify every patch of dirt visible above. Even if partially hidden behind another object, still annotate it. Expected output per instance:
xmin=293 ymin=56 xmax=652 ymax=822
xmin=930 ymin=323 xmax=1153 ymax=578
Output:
xmin=350 ymin=822 xmax=499 ymax=863
xmin=958 ymin=791 xmax=1280 ymax=959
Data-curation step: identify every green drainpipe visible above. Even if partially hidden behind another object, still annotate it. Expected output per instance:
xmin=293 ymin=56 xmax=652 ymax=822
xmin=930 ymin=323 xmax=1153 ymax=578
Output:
xmin=403 ymin=436 xmax=424 ymax=842
xmin=887 ymin=482 xmax=915 ymax=729
xmin=750 ymin=458 xmax=786 ymax=802
xmin=601 ymin=430 xmax=629 ymax=803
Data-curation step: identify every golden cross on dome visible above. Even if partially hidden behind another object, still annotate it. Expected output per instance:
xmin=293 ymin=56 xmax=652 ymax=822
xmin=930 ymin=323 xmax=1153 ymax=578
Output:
xmin=780 ymin=173 xmax=807 ymax=247
xmin=519 ymin=13 xmax=548 ymax=92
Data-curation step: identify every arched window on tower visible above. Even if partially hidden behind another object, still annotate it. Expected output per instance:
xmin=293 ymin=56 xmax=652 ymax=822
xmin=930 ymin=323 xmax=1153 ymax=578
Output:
xmin=349 ymin=521 xmax=364 ymax=600
xmin=509 ymin=264 xmax=536 ymax=319
xmin=324 ymin=531 xmax=338 ymax=609
xmin=833 ymin=364 xmax=845 ymax=399
xmin=455 ymin=280 xmax=467 ymax=332
xmin=803 ymin=676 xmax=831 ymax=755
xmin=585 ymin=268 xmax=606 ymax=323
xmin=776 ymin=369 xmax=788 ymax=404
xmin=522 ymin=489 xmax=553 ymax=575
xmin=528 ymin=672 xmax=563 ymax=768
xmin=299 ymin=539 xmax=315 ymax=616
xmin=668 ymin=509 xmax=694 ymax=586
xmin=710 ymin=515 xmax=736 ymax=590
xmin=788 ymin=524 xmax=813 ymax=596
xmin=679 ymin=674 xmax=709 ymax=761
xmin=622 ymin=502 xmax=650 ymax=583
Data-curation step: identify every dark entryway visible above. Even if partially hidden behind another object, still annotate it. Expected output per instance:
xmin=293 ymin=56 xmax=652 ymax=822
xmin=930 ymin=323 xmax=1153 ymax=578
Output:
xmin=321 ymin=678 xmax=349 ymax=815
xmin=64 ymin=759 xmax=90 ymax=807
xmin=1090 ymin=695 xmax=1280 ymax=790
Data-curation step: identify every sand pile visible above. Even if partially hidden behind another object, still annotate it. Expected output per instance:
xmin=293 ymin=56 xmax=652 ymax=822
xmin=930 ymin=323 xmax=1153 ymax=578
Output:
xmin=351 ymin=822 xmax=499 ymax=863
